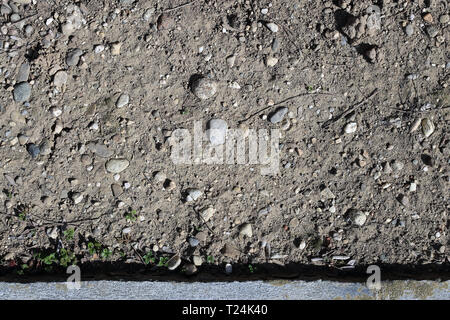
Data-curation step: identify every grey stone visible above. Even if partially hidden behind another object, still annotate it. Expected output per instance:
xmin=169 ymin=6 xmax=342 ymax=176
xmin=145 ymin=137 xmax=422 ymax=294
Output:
xmin=239 ymin=223 xmax=253 ymax=237
xmin=1 ymin=4 xmax=12 ymax=15
xmin=71 ymin=192 xmax=83 ymax=204
xmin=191 ymin=77 xmax=217 ymax=100
xmin=16 ymin=63 xmax=30 ymax=82
xmin=185 ymin=189 xmax=202 ymax=202
xmin=105 ymin=159 xmax=130 ymax=173
xmin=440 ymin=14 xmax=449 ymax=24
xmin=188 ymin=237 xmax=200 ymax=247
xmin=167 ymin=254 xmax=181 ymax=270
xmin=265 ymin=22 xmax=279 ymax=33
xmin=26 ymin=143 xmax=40 ymax=158
xmin=116 ymin=94 xmax=129 ymax=108
xmin=13 ymin=82 xmax=31 ymax=102
xmin=184 ymin=264 xmax=197 ymax=275
xmin=111 ymin=184 xmax=122 ymax=197
xmin=200 ymin=207 xmax=215 ymax=222
xmin=39 ymin=139 xmax=52 ymax=156
xmin=53 ymin=70 xmax=68 ymax=88
xmin=10 ymin=13 xmax=20 ymax=22
xmin=426 ymin=26 xmax=438 ymax=38
xmin=351 ymin=210 xmax=367 ymax=226
xmin=269 ymin=107 xmax=288 ymax=123
xmin=405 ymin=24 xmax=414 ymax=36
xmin=66 ymin=49 xmax=83 ymax=66
xmin=87 ymin=143 xmax=114 ymax=158
xmin=153 ymin=171 xmax=167 ymax=182
xmin=193 ymin=255 xmax=203 ymax=266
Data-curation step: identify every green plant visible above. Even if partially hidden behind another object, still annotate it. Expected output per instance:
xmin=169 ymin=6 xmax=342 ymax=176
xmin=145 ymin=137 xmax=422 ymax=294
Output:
xmin=41 ymin=253 xmax=58 ymax=265
xmin=157 ymin=256 xmax=169 ymax=267
xmin=125 ymin=209 xmax=137 ymax=222
xmin=17 ymin=264 xmax=29 ymax=275
xmin=206 ymin=255 xmax=214 ymax=263
xmin=87 ymin=241 xmax=101 ymax=255
xmin=143 ymin=251 xmax=155 ymax=265
xmin=64 ymin=228 xmax=75 ymax=241
xmin=17 ymin=211 xmax=26 ymax=221
xmin=59 ymin=248 xmax=77 ymax=267
xmin=100 ymin=248 xmax=112 ymax=259
xmin=248 ymin=264 xmax=255 ymax=273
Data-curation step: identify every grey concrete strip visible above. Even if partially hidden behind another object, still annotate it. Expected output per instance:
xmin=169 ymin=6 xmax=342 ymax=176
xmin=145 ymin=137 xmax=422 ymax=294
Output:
xmin=0 ymin=280 xmax=448 ymax=300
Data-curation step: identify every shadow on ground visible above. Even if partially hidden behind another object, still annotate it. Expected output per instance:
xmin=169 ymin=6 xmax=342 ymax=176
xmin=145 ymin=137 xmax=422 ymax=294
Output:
xmin=1 ymin=260 xmax=449 ymax=283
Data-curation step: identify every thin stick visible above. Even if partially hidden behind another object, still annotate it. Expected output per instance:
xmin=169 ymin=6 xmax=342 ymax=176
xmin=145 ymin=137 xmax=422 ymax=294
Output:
xmin=163 ymin=0 xmax=199 ymax=13
xmin=238 ymin=91 xmax=335 ymax=125
xmin=11 ymin=13 xmax=38 ymax=25
xmin=132 ymin=246 xmax=146 ymax=265
xmin=321 ymin=89 xmax=378 ymax=129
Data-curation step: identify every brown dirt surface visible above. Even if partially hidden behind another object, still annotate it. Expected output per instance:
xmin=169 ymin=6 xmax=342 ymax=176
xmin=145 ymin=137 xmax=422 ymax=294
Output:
xmin=0 ymin=0 xmax=448 ymax=278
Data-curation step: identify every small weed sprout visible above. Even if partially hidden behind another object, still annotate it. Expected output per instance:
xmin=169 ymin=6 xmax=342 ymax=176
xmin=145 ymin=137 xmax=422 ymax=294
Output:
xmin=87 ymin=241 xmax=101 ymax=255
xmin=18 ymin=211 xmax=26 ymax=221
xmin=100 ymin=248 xmax=112 ymax=259
xmin=143 ymin=251 xmax=155 ymax=265
xmin=157 ymin=256 xmax=169 ymax=267
xmin=63 ymin=228 xmax=75 ymax=241
xmin=125 ymin=209 xmax=138 ymax=222
xmin=59 ymin=248 xmax=77 ymax=267
xmin=42 ymin=253 xmax=58 ymax=265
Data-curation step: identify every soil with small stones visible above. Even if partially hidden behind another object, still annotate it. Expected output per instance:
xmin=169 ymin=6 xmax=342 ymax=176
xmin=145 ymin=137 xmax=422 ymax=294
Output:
xmin=0 ymin=0 xmax=449 ymax=278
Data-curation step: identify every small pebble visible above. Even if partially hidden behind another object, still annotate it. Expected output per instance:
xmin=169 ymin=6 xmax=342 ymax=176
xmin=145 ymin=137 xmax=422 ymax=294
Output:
xmin=191 ymin=77 xmax=217 ymax=100
xmin=269 ymin=107 xmax=288 ymax=123
xmin=167 ymin=254 xmax=181 ymax=270
xmin=50 ymin=106 xmax=62 ymax=117
xmin=200 ymin=207 xmax=215 ymax=222
xmin=439 ymin=14 xmax=449 ymax=24
xmin=71 ymin=192 xmax=83 ymax=204
xmin=185 ymin=189 xmax=202 ymax=202
xmin=239 ymin=223 xmax=253 ymax=237
xmin=350 ymin=210 xmax=366 ymax=226
xmin=153 ymin=171 xmax=167 ymax=182
xmin=53 ymin=71 xmax=68 ymax=88
xmin=105 ymin=159 xmax=130 ymax=173
xmin=188 ymin=237 xmax=200 ymax=247
xmin=193 ymin=255 xmax=203 ymax=266
xmin=266 ymin=56 xmax=278 ymax=67
xmin=116 ymin=93 xmax=129 ymax=108
xmin=344 ymin=122 xmax=357 ymax=134
xmin=94 ymin=44 xmax=105 ymax=53
xmin=421 ymin=118 xmax=434 ymax=137
xmin=405 ymin=24 xmax=414 ymax=36
xmin=265 ymin=22 xmax=279 ymax=33
xmin=13 ymin=82 xmax=31 ymax=102
xmin=66 ymin=49 xmax=83 ymax=66
xmin=111 ymin=42 xmax=122 ymax=55
xmin=26 ymin=143 xmax=40 ymax=158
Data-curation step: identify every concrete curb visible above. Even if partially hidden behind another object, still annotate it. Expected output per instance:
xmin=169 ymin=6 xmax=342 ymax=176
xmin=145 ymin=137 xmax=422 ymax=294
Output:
xmin=1 ymin=280 xmax=448 ymax=300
